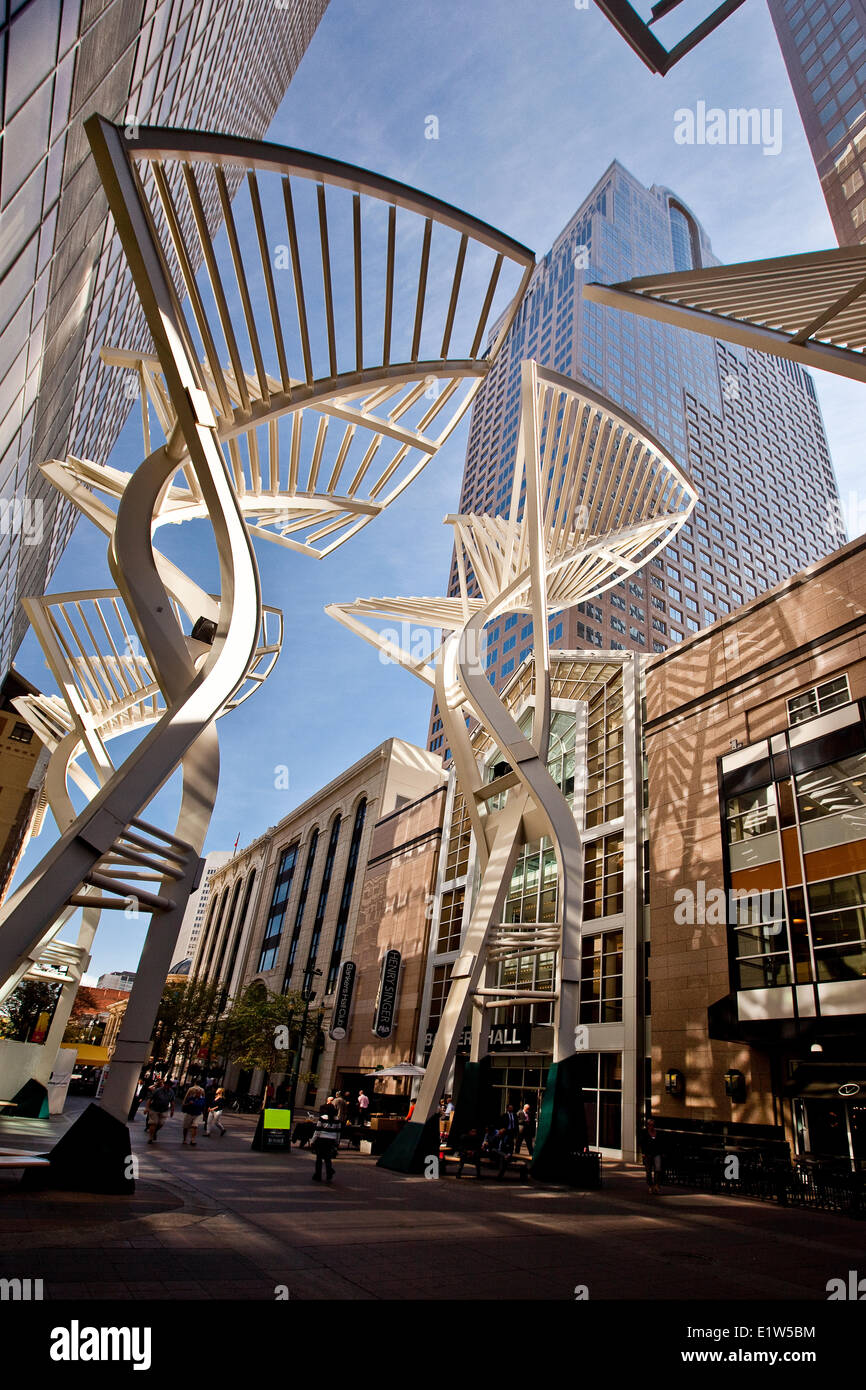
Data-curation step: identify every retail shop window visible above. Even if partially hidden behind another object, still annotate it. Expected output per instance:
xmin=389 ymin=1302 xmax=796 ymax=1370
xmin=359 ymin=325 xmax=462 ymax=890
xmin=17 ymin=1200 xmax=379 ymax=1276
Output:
xmin=787 ymin=674 xmax=850 ymax=727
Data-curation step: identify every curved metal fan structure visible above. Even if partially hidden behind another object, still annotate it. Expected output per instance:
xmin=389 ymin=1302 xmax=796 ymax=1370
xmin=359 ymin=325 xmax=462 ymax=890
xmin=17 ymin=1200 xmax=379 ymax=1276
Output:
xmin=328 ymin=360 xmax=696 ymax=1175
xmin=0 ymin=118 xmax=533 ymax=1173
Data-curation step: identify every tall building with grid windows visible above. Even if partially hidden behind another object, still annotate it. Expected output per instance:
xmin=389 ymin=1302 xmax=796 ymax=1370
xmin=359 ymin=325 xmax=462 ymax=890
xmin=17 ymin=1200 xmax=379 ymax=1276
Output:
xmin=0 ymin=0 xmax=329 ymax=679
xmin=768 ymin=0 xmax=866 ymax=245
xmin=427 ymin=160 xmax=845 ymax=756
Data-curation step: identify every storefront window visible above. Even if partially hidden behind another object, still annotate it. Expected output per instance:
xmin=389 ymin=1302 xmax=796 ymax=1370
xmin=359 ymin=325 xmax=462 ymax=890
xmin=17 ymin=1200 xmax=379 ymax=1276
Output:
xmin=725 ymin=786 xmax=776 ymax=843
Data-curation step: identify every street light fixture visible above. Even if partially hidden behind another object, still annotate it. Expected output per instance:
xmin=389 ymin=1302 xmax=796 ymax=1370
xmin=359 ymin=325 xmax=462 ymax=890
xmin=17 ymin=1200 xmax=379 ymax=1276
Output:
xmin=289 ymin=968 xmax=323 ymax=1114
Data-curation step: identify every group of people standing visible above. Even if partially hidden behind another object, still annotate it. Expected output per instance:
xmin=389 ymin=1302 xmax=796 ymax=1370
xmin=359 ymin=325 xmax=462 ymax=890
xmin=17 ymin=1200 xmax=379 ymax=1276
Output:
xmin=130 ymin=1075 xmax=228 ymax=1146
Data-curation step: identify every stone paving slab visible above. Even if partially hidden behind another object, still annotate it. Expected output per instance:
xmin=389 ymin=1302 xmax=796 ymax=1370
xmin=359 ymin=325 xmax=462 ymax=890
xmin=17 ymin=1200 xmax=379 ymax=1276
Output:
xmin=2 ymin=1100 xmax=865 ymax=1301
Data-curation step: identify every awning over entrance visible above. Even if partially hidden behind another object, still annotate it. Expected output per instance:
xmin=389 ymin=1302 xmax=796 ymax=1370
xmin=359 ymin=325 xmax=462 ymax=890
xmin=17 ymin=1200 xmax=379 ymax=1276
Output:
xmin=60 ymin=1043 xmax=110 ymax=1065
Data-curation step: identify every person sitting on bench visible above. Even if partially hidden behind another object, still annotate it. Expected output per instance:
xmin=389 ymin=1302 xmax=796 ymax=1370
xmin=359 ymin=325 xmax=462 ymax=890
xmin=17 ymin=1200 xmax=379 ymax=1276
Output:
xmin=455 ymin=1126 xmax=483 ymax=1179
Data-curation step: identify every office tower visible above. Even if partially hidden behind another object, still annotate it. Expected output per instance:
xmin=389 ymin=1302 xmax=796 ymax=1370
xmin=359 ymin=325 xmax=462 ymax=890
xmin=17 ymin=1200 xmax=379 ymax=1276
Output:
xmin=172 ymin=850 xmax=232 ymax=966
xmin=0 ymin=0 xmax=329 ymax=679
xmin=767 ymin=0 xmax=866 ymax=245
xmin=428 ymin=159 xmax=844 ymax=754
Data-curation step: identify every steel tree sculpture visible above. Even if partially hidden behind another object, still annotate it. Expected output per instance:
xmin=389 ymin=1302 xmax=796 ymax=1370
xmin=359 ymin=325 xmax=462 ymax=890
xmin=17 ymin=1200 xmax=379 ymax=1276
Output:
xmin=0 ymin=118 xmax=533 ymax=1190
xmin=328 ymin=360 xmax=696 ymax=1176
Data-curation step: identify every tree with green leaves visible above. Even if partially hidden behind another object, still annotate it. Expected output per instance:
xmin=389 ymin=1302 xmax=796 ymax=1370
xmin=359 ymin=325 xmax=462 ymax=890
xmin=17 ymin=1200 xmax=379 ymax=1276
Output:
xmin=0 ymin=979 xmax=61 ymax=1042
xmin=220 ymin=983 xmax=322 ymax=1101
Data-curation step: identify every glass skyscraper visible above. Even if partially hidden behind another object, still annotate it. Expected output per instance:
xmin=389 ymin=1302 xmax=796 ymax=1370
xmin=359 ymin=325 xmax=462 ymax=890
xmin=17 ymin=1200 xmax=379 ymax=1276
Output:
xmin=0 ymin=0 xmax=329 ymax=679
xmin=768 ymin=0 xmax=866 ymax=246
xmin=428 ymin=159 xmax=845 ymax=754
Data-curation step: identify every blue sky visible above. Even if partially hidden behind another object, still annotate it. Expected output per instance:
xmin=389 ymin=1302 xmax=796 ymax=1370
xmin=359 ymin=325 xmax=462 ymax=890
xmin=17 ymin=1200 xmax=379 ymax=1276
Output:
xmin=11 ymin=0 xmax=865 ymax=979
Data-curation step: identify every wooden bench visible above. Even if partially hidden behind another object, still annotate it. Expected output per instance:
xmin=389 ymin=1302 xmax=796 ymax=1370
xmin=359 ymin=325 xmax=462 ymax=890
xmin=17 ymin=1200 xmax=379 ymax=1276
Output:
xmin=440 ymin=1147 xmax=530 ymax=1181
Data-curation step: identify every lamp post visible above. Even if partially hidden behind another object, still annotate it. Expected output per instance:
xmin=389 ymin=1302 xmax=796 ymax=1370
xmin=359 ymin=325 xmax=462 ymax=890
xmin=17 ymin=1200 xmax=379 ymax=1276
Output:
xmin=289 ymin=969 xmax=322 ymax=1113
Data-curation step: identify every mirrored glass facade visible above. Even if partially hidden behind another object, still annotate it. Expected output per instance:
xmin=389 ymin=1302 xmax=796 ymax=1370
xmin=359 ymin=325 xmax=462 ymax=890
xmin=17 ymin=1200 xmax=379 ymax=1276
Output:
xmin=0 ymin=0 xmax=328 ymax=677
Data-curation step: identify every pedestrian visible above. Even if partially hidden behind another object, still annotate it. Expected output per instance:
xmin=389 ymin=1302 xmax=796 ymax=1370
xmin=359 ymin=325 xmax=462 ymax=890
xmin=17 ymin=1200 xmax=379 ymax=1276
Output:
xmin=516 ymin=1102 xmax=536 ymax=1156
xmin=144 ymin=1077 xmax=174 ymax=1143
xmin=455 ymin=1126 xmax=483 ymax=1179
xmin=207 ymin=1087 xmax=227 ymax=1138
xmin=643 ymin=1118 xmax=662 ymax=1194
xmin=357 ymin=1089 xmax=370 ymax=1125
xmin=181 ymin=1084 xmax=206 ymax=1146
xmin=482 ymin=1123 xmax=508 ymax=1178
xmin=202 ymin=1079 xmax=216 ymax=1135
xmin=498 ymin=1103 xmax=518 ymax=1154
xmin=332 ymin=1091 xmax=348 ymax=1147
xmin=310 ymin=1101 xmax=340 ymax=1183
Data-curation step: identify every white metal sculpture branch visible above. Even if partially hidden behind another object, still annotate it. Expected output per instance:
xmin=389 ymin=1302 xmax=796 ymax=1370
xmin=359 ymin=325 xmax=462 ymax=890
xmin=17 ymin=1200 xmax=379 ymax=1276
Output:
xmin=0 ymin=117 xmax=534 ymax=1180
xmin=328 ymin=360 xmax=696 ymax=1171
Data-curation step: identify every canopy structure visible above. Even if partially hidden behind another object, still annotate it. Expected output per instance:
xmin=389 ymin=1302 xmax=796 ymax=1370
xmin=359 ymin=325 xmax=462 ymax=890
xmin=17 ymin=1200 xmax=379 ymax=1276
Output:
xmin=364 ymin=1063 xmax=426 ymax=1078
xmin=583 ymin=245 xmax=866 ymax=385
xmin=0 ymin=118 xmax=534 ymax=1187
xmin=328 ymin=360 xmax=695 ymax=1177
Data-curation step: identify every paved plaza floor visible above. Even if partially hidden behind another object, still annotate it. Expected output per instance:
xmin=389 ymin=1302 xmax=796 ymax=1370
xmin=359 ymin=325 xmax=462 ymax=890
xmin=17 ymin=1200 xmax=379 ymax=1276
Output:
xmin=1 ymin=1101 xmax=864 ymax=1307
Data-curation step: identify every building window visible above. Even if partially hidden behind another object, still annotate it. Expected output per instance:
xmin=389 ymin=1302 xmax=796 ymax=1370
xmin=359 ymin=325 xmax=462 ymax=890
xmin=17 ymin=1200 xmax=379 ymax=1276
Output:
xmin=787 ymin=674 xmax=850 ymax=726
xmin=725 ymin=786 xmax=777 ymax=843
xmin=8 ymin=721 xmax=33 ymax=743
xmin=580 ymin=1052 xmax=623 ymax=1149
xmin=437 ymin=887 xmax=465 ymax=953
xmin=285 ymin=830 xmax=320 ymax=981
xmin=583 ymin=834 xmax=624 ymax=920
xmin=796 ymin=751 xmax=866 ymax=824
xmin=258 ymin=845 xmax=299 ymax=973
xmin=579 ymin=932 xmax=624 ymax=1024
xmin=325 ymin=800 xmax=367 ymax=993
xmin=425 ymin=963 xmax=451 ymax=1043
xmin=303 ymin=816 xmax=342 ymax=995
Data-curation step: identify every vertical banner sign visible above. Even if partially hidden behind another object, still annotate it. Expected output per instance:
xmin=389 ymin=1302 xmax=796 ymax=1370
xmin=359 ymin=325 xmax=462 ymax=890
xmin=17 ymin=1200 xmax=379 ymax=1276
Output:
xmin=373 ymin=950 xmax=401 ymax=1038
xmin=329 ymin=961 xmax=356 ymax=1040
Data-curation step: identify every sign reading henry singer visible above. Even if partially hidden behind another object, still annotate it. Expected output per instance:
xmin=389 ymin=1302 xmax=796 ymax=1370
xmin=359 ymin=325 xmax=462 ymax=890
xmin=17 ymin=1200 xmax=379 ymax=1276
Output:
xmin=329 ymin=960 xmax=356 ymax=1039
xmin=373 ymin=949 xmax=401 ymax=1038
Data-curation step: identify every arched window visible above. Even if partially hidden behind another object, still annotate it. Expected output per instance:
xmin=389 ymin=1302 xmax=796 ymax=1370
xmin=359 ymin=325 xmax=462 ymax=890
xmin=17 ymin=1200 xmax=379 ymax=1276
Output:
xmin=302 ymin=815 xmax=342 ymax=996
xmin=326 ymin=798 xmax=367 ymax=992
xmin=282 ymin=829 xmax=319 ymax=990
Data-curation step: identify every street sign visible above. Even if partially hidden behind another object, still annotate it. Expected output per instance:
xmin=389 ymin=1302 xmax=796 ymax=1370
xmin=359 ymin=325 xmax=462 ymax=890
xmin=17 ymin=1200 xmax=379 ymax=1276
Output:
xmin=373 ymin=950 xmax=401 ymax=1038
xmin=261 ymin=1107 xmax=292 ymax=1152
xmin=330 ymin=961 xmax=356 ymax=1040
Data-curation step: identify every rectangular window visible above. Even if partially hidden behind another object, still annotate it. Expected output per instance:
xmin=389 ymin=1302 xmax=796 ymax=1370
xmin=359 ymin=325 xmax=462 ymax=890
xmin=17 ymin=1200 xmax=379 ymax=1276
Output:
xmin=726 ymin=787 xmax=777 ymax=844
xmin=787 ymin=674 xmax=850 ymax=726
xmin=583 ymin=834 xmax=624 ymax=920
xmin=579 ymin=932 xmax=624 ymax=1024
xmin=437 ymin=888 xmax=465 ymax=953
xmin=257 ymin=844 xmax=299 ymax=973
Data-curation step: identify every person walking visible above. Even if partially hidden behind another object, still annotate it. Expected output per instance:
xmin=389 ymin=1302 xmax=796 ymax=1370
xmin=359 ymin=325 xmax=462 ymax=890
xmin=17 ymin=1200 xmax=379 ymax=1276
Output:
xmin=332 ymin=1091 xmax=348 ymax=1147
xmin=202 ymin=1079 xmax=216 ymax=1136
xmin=357 ymin=1090 xmax=370 ymax=1125
xmin=181 ymin=1084 xmax=206 ymax=1146
xmin=310 ymin=1102 xmax=340 ymax=1183
xmin=207 ymin=1087 xmax=227 ymax=1137
xmin=643 ymin=1117 xmax=662 ymax=1194
xmin=144 ymin=1077 xmax=174 ymax=1144
xmin=498 ymin=1103 xmax=519 ymax=1154
xmin=516 ymin=1102 xmax=536 ymax=1156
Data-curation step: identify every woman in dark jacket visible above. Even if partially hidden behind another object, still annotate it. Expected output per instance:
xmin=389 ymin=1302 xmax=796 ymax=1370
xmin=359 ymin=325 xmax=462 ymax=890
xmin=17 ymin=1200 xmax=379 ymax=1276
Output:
xmin=310 ymin=1103 xmax=340 ymax=1183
